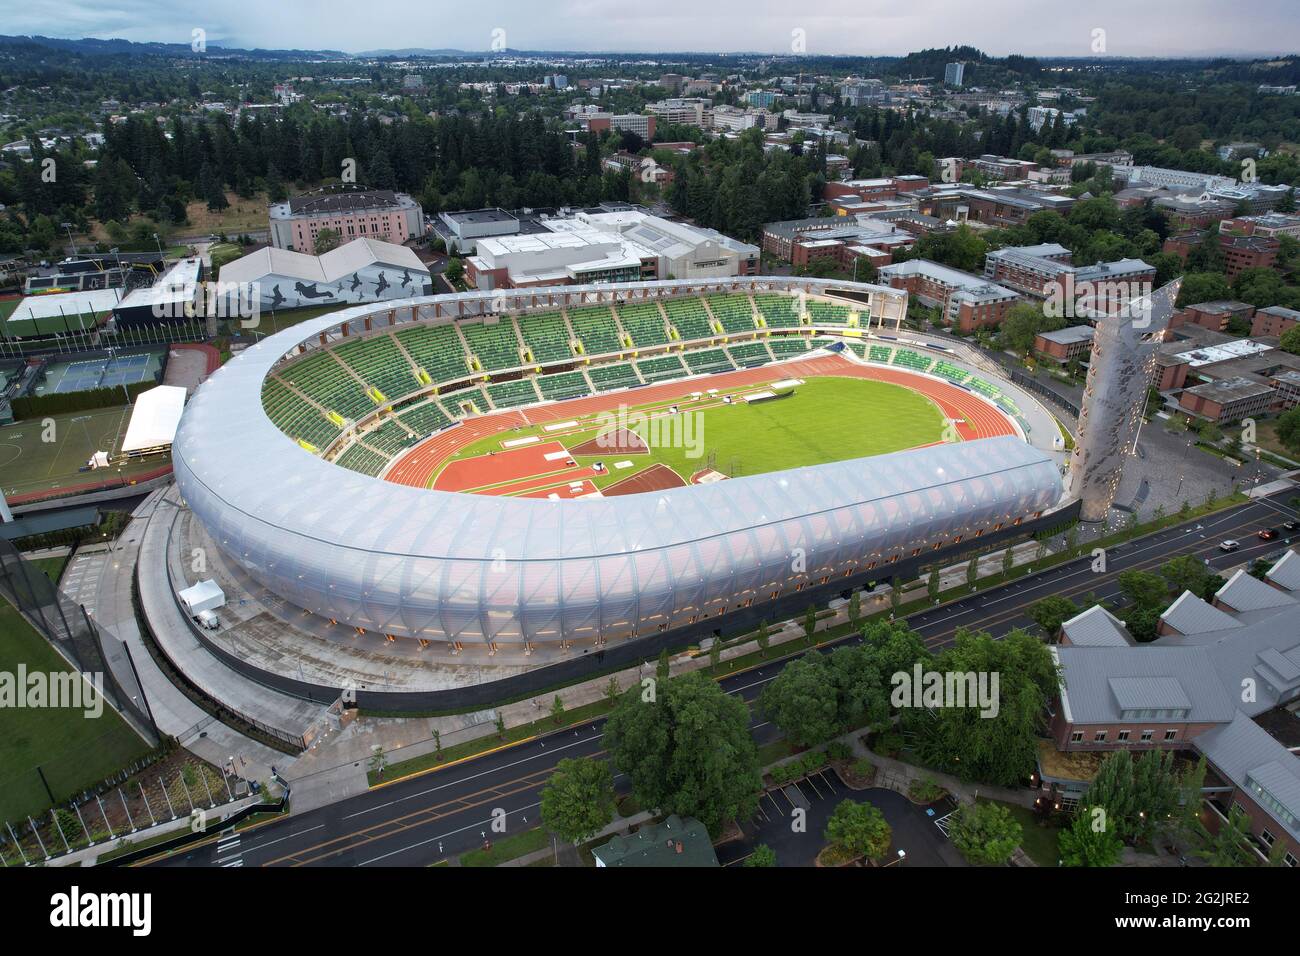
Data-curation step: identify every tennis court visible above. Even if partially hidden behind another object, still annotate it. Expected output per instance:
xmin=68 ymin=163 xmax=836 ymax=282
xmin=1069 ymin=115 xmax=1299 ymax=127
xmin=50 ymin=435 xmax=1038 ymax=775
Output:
xmin=35 ymin=352 xmax=159 ymax=395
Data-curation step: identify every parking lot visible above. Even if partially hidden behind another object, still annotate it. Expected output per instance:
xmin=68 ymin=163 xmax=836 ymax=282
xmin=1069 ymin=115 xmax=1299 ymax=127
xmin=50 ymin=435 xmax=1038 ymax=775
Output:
xmin=716 ymin=766 xmax=965 ymax=867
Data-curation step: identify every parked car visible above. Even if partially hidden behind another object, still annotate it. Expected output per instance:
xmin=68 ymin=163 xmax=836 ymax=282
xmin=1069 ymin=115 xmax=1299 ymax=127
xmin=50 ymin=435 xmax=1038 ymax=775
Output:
xmin=1258 ymin=528 xmax=1280 ymax=541
xmin=195 ymin=609 xmax=219 ymax=629
xmin=1283 ymin=520 xmax=1299 ymax=532
xmin=1219 ymin=540 xmax=1241 ymax=552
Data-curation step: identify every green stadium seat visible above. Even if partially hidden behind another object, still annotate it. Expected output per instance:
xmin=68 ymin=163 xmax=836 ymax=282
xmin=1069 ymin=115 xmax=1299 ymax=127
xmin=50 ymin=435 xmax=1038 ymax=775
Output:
xmin=767 ymin=337 xmax=813 ymax=358
xmin=682 ymin=348 xmax=735 ymax=374
xmin=754 ymin=293 xmax=801 ymax=329
xmin=397 ymin=399 xmax=454 ymax=436
xmin=279 ymin=350 xmax=372 ymax=421
xmin=636 ymin=354 xmax=688 ymax=382
xmin=567 ymin=307 xmax=622 ymax=356
xmin=587 ymin=362 xmax=640 ymax=391
xmin=336 ymin=444 xmax=388 ymax=477
xmin=536 ymin=370 xmax=590 ymax=401
xmin=486 ymin=379 xmax=540 ymax=409
xmin=868 ymin=344 xmax=893 ymax=363
xmin=706 ymin=294 xmax=758 ymax=334
xmin=806 ymin=301 xmax=852 ymax=326
xmin=662 ymin=297 xmax=715 ymax=341
xmin=394 ymin=323 xmax=472 ymax=384
xmin=334 ymin=334 xmax=421 ymax=402
xmin=261 ymin=377 xmax=342 ymax=449
xmin=517 ymin=311 xmax=575 ymax=364
xmin=892 ymin=349 xmax=933 ymax=373
xmin=617 ymin=302 xmax=670 ymax=348
xmin=727 ymin=341 xmax=773 ymax=367
xmin=461 ymin=318 xmax=524 ymax=372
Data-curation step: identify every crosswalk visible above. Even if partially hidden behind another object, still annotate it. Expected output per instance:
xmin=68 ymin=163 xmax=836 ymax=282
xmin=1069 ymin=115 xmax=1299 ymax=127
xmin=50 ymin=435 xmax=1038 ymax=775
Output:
xmin=216 ymin=829 xmax=244 ymax=867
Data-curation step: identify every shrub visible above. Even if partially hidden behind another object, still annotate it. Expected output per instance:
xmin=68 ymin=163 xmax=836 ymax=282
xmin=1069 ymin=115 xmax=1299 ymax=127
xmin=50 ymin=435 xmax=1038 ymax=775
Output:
xmin=826 ymin=741 xmax=851 ymax=762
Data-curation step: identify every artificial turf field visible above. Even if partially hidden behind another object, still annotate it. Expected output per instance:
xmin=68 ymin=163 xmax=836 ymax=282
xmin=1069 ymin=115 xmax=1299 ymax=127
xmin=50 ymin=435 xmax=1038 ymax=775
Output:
xmin=434 ymin=376 xmax=947 ymax=494
xmin=0 ymin=598 xmax=152 ymax=821
xmin=0 ymin=406 xmax=168 ymax=499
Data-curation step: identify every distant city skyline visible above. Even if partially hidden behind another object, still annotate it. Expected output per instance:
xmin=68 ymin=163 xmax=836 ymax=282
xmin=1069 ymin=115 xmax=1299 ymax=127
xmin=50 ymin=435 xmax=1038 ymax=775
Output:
xmin=7 ymin=0 xmax=1300 ymax=59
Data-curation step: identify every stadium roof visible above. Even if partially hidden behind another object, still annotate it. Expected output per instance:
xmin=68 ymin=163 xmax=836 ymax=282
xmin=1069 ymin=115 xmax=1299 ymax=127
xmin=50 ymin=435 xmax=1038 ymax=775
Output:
xmin=172 ymin=281 xmax=1059 ymax=646
xmin=4 ymin=288 xmax=122 ymax=336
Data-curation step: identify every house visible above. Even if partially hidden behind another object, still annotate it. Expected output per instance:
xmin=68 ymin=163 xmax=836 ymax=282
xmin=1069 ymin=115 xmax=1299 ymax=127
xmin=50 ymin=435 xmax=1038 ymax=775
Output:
xmin=592 ymin=815 xmax=719 ymax=867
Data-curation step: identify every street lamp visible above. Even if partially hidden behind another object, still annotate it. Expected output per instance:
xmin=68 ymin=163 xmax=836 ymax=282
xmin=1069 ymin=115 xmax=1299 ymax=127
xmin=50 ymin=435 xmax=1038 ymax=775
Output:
xmin=152 ymin=232 xmax=164 ymax=258
xmin=883 ymin=848 xmax=907 ymax=867
xmin=61 ymin=221 xmax=78 ymax=257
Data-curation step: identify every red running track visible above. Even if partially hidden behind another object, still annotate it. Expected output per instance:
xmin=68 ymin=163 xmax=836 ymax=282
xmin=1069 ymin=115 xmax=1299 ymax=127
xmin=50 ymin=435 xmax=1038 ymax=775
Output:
xmin=383 ymin=354 xmax=1017 ymax=490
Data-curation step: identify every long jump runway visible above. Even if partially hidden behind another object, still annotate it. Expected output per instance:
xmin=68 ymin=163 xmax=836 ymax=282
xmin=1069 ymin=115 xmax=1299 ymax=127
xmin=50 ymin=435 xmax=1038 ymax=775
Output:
xmin=383 ymin=353 xmax=1017 ymax=491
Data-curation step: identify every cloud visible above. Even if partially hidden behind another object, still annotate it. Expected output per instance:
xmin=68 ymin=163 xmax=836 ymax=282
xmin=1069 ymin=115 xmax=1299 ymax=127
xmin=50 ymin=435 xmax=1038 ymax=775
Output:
xmin=5 ymin=0 xmax=1299 ymax=56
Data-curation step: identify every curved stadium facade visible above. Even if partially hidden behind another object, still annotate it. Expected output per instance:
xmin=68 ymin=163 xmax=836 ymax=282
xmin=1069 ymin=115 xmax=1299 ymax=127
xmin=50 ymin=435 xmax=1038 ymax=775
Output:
xmin=173 ymin=277 xmax=1064 ymax=649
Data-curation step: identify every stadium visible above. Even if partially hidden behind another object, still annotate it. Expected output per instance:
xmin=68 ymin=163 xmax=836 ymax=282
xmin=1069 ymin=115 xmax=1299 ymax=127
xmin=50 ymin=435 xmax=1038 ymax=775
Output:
xmin=169 ymin=276 xmax=1072 ymax=702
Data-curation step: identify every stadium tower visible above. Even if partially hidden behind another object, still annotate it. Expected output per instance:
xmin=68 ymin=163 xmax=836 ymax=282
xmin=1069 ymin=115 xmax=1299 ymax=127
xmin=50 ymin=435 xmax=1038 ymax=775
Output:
xmin=1067 ymin=278 xmax=1181 ymax=522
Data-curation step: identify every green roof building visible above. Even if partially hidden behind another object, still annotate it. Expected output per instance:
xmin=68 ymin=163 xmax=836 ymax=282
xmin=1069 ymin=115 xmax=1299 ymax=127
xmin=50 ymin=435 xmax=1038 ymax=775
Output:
xmin=592 ymin=815 xmax=719 ymax=868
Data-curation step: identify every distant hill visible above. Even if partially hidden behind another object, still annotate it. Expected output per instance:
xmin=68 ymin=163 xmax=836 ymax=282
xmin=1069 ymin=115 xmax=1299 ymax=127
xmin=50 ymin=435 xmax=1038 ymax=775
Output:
xmin=0 ymin=34 xmax=351 ymax=61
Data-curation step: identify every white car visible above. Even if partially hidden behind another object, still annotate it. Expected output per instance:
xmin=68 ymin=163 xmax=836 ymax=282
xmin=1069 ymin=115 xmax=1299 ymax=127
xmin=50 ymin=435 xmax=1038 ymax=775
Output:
xmin=1219 ymin=540 xmax=1240 ymax=553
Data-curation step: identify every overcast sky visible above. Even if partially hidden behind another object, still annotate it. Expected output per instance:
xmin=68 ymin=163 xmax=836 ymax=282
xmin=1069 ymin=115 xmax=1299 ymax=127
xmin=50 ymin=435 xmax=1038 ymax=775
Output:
xmin=7 ymin=0 xmax=1299 ymax=58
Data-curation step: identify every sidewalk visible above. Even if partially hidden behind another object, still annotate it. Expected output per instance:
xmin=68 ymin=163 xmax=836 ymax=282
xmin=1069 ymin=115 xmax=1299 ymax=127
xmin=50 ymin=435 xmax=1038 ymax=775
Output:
xmin=502 ymin=810 xmax=655 ymax=867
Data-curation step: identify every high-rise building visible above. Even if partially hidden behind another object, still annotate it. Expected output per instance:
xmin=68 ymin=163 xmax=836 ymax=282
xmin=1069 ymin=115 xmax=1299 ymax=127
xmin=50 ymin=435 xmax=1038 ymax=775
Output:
xmin=944 ymin=62 xmax=965 ymax=87
xmin=1067 ymin=278 xmax=1181 ymax=521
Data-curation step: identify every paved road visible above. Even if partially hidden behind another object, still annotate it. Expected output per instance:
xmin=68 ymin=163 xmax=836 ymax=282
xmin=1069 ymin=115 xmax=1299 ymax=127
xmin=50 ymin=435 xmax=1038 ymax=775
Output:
xmin=147 ymin=490 xmax=1300 ymax=868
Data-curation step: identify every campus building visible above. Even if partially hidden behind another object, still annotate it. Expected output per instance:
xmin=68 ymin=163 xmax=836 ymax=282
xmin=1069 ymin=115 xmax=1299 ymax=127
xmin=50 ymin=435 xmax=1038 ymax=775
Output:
xmin=877 ymin=259 xmax=1019 ymax=332
xmin=270 ymin=186 xmax=425 ymax=253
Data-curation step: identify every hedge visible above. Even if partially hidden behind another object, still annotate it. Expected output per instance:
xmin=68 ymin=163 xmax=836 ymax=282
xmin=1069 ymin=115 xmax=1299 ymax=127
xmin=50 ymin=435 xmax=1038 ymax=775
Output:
xmin=11 ymin=380 xmax=153 ymax=420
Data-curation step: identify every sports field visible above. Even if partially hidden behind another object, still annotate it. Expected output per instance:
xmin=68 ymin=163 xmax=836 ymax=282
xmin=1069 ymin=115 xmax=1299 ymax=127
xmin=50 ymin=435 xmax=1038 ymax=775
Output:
xmin=386 ymin=354 xmax=1017 ymax=498
xmin=431 ymin=376 xmax=945 ymax=497
xmin=0 ymin=406 xmax=171 ymax=502
xmin=0 ymin=598 xmax=152 ymax=822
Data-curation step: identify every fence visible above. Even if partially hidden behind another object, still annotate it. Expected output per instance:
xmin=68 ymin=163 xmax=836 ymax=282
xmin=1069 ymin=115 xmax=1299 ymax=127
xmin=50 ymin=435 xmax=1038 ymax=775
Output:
xmin=0 ymin=319 xmax=210 ymax=360
xmin=0 ymin=537 xmax=160 ymax=805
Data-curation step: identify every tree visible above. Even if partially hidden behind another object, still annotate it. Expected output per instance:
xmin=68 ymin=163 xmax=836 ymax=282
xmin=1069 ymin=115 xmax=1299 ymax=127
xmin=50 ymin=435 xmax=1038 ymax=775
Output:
xmin=744 ymin=844 xmax=777 ymax=867
xmin=1059 ymin=805 xmax=1124 ymax=867
xmin=1159 ymin=554 xmax=1220 ymax=602
xmin=965 ymin=554 xmax=979 ymax=591
xmin=759 ymin=655 xmax=840 ymax=747
xmin=550 ymin=694 xmax=565 ymax=725
xmin=755 ymin=620 xmax=770 ymax=655
xmin=848 ymin=591 xmax=861 ymax=624
xmin=1002 ymin=546 xmax=1014 ymax=577
xmin=540 ymin=757 xmax=616 ymax=844
xmin=494 ymin=712 xmax=506 ymax=739
xmin=656 ymin=648 xmax=670 ymax=683
xmin=908 ymin=628 xmax=1057 ymax=786
xmin=998 ymin=301 xmax=1064 ymax=355
xmin=824 ymin=800 xmax=892 ymax=861
xmin=927 ymin=567 xmax=940 ymax=602
xmin=443 ymin=255 xmax=465 ymax=285
xmin=313 ymin=227 xmax=342 ymax=254
xmin=1194 ymin=805 xmax=1258 ymax=866
xmin=368 ymin=746 xmax=388 ymax=777
xmin=804 ymin=605 xmax=818 ymax=641
xmin=709 ymin=638 xmax=722 ymax=671
xmin=1117 ymin=570 xmax=1170 ymax=642
xmin=603 ymin=671 xmax=760 ymax=833
xmin=948 ymin=801 xmax=1023 ymax=865
xmin=1275 ymin=404 xmax=1300 ymax=455
xmin=1028 ymin=594 xmax=1080 ymax=640
xmin=1086 ymin=750 xmax=1183 ymax=845
xmin=604 ymin=676 xmax=620 ymax=704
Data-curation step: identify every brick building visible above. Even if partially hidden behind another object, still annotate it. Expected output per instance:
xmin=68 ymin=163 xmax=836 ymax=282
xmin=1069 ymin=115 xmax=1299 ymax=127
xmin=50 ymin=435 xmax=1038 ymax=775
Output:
xmin=877 ymin=258 xmax=1019 ymax=332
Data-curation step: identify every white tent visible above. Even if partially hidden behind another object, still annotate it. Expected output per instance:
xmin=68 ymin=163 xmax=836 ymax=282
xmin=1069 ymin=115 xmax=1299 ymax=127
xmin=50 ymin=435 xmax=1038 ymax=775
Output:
xmin=178 ymin=579 xmax=225 ymax=614
xmin=122 ymin=385 xmax=187 ymax=455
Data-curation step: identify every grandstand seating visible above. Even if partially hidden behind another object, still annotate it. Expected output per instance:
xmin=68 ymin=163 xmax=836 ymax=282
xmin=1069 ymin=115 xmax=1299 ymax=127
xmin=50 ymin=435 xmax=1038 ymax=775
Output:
xmin=969 ymin=377 xmax=1000 ymax=400
xmin=807 ymin=301 xmax=852 ymax=326
xmin=663 ymin=297 xmax=715 ymax=341
xmin=754 ymin=293 xmax=801 ymax=329
xmin=487 ymin=378 xmax=540 ymax=409
xmin=460 ymin=318 xmax=523 ymax=372
xmin=932 ymin=360 xmax=971 ymax=383
xmin=261 ymin=377 xmax=341 ymax=449
xmin=683 ymin=348 xmax=735 ymax=374
xmin=567 ymin=306 xmax=622 ymax=355
xmin=868 ymin=344 xmax=893 ymax=363
xmin=397 ymin=399 xmax=453 ymax=436
xmin=517 ymin=311 xmax=574 ymax=364
xmin=636 ymin=354 xmax=688 ymax=382
xmin=727 ymin=342 xmax=772 ymax=367
xmin=336 ymin=444 xmax=388 ymax=477
xmin=587 ymin=362 xmax=640 ymax=391
xmin=394 ymin=323 xmax=472 ymax=384
xmin=891 ymin=349 xmax=934 ymax=373
xmin=617 ymin=302 xmax=670 ymax=348
xmin=365 ymin=419 xmax=421 ymax=456
xmin=537 ymin=370 xmax=590 ymax=401
xmin=279 ymin=350 xmax=373 ymax=421
xmin=767 ymin=337 xmax=813 ymax=358
xmin=334 ymin=334 xmax=419 ymax=401
xmin=706 ymin=294 xmax=758 ymax=334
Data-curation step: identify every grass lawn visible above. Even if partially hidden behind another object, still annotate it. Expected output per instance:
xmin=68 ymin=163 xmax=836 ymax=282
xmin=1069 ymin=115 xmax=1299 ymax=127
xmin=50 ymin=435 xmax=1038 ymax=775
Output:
xmin=459 ymin=826 xmax=551 ymax=866
xmin=248 ymin=302 xmax=357 ymax=337
xmin=980 ymin=797 xmax=1060 ymax=867
xmin=0 ymin=599 xmax=153 ymax=821
xmin=0 ymin=406 xmax=168 ymax=498
xmin=28 ymin=555 xmax=70 ymax=585
xmin=436 ymin=375 xmax=946 ymax=491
